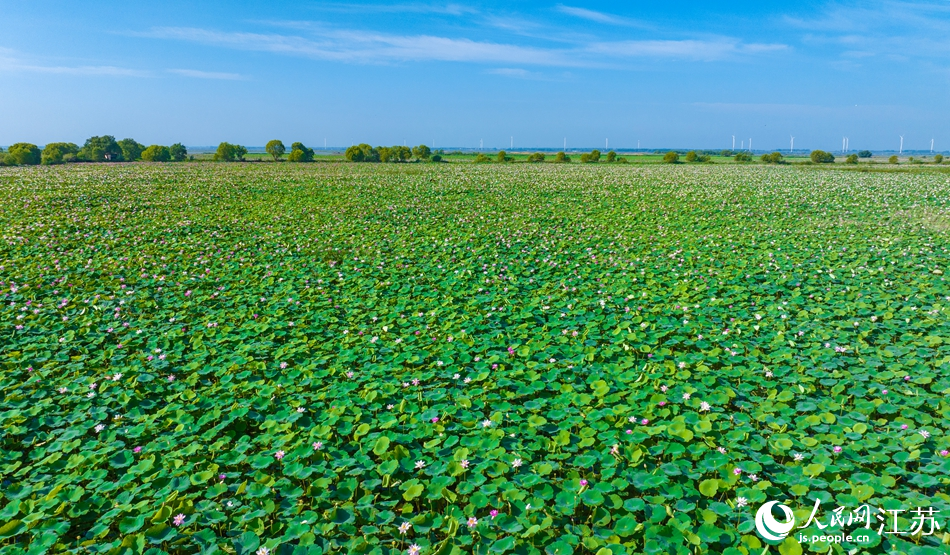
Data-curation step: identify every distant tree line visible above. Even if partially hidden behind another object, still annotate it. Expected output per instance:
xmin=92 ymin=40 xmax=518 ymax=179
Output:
xmin=0 ymin=136 xmax=188 ymax=166
xmin=343 ymin=144 xmax=438 ymax=163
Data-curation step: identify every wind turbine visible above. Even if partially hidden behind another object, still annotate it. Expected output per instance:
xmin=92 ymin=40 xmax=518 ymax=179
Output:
xmin=790 ymin=136 xmax=794 ymax=153
xmin=931 ymin=138 xmax=934 ymax=153
xmin=899 ymin=136 xmax=903 ymax=155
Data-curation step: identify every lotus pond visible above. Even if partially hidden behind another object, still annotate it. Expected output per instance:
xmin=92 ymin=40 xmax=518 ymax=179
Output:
xmin=1 ymin=163 xmax=949 ymax=555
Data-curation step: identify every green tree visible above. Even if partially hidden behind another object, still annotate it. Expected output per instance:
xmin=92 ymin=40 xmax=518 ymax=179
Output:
xmin=760 ymin=152 xmax=784 ymax=164
xmin=734 ymin=153 xmax=752 ymax=162
xmin=118 ymin=138 xmax=145 ymax=162
xmin=431 ymin=154 xmax=443 ymax=162
xmin=934 ymin=154 xmax=943 ymax=164
xmin=214 ymin=142 xmax=238 ymax=162
xmin=496 ymin=150 xmax=508 ymax=163
xmin=685 ymin=151 xmax=698 ymax=163
xmin=345 ymin=144 xmax=379 ymax=162
xmin=266 ymin=140 xmax=286 ymax=161
xmin=810 ymin=150 xmax=835 ymax=163
xmin=80 ymin=136 xmax=123 ymax=162
xmin=888 ymin=155 xmax=899 ymax=164
xmin=587 ymin=149 xmax=601 ymax=163
xmin=411 ymin=145 xmax=432 ymax=160
xmin=554 ymin=151 xmax=571 ymax=163
xmin=235 ymin=145 xmax=247 ymax=161
xmin=606 ymin=150 xmax=617 ymax=162
xmin=170 ymin=143 xmax=188 ymax=162
xmin=662 ymin=151 xmax=679 ymax=164
xmin=8 ymin=143 xmax=41 ymax=165
xmin=527 ymin=152 xmax=546 ymax=163
xmin=391 ymin=145 xmax=412 ymax=162
xmin=41 ymin=142 xmax=79 ymax=165
xmin=474 ymin=153 xmax=492 ymax=163
xmin=857 ymin=150 xmax=873 ymax=158
xmin=141 ymin=145 xmax=171 ymax=162
xmin=720 ymin=150 xmax=735 ymax=157
xmin=288 ymin=142 xmax=315 ymax=162
xmin=845 ymin=154 xmax=859 ymax=164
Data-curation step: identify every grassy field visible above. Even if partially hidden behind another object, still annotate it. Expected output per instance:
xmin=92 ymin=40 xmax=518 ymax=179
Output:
xmin=1 ymin=163 xmax=949 ymax=555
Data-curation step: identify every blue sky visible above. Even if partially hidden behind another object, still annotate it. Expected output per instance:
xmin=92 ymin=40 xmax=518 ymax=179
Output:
xmin=1 ymin=1 xmax=948 ymax=151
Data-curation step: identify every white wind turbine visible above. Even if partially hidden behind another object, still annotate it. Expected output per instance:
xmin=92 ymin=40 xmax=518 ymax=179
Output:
xmin=790 ymin=136 xmax=795 ymax=153
xmin=931 ymin=138 xmax=934 ymax=153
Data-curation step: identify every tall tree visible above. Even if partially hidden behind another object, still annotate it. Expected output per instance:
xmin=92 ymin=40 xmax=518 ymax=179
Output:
xmin=170 ymin=143 xmax=188 ymax=162
xmin=266 ymin=140 xmax=286 ymax=161
xmin=412 ymin=144 xmax=431 ymax=160
xmin=118 ymin=138 xmax=145 ymax=162
xmin=81 ymin=136 xmax=123 ymax=162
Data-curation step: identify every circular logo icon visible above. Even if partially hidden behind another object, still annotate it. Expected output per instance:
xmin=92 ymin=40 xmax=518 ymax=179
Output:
xmin=755 ymin=501 xmax=796 ymax=541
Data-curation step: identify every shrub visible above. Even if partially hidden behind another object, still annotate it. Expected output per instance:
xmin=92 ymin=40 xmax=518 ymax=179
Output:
xmin=288 ymin=143 xmax=315 ymax=162
xmin=527 ymin=152 xmax=545 ymax=163
xmin=662 ymin=151 xmax=679 ymax=164
xmin=606 ymin=150 xmax=617 ymax=162
xmin=41 ymin=143 xmax=79 ymax=165
xmin=495 ymin=150 xmax=513 ymax=163
xmin=585 ymin=150 xmax=601 ymax=163
xmin=760 ymin=152 xmax=784 ymax=164
xmin=858 ymin=150 xmax=873 ymax=158
xmin=888 ymin=155 xmax=899 ymax=164
xmin=345 ymin=144 xmax=380 ymax=163
xmin=734 ymin=153 xmax=752 ymax=162
xmin=554 ymin=151 xmax=571 ymax=163
xmin=685 ymin=151 xmax=698 ymax=162
xmin=845 ymin=154 xmax=859 ymax=164
xmin=412 ymin=145 xmax=431 ymax=160
xmin=431 ymin=154 xmax=443 ymax=162
xmin=810 ymin=150 xmax=835 ymax=163
xmin=474 ymin=153 xmax=492 ymax=163
xmin=935 ymin=154 xmax=944 ymax=164
xmin=141 ymin=145 xmax=171 ymax=162
xmin=8 ymin=143 xmax=41 ymax=165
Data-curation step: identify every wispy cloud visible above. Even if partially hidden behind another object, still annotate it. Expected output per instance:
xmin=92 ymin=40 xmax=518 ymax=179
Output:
xmin=555 ymin=5 xmax=650 ymax=28
xmin=142 ymin=25 xmax=787 ymax=66
xmin=0 ymin=51 xmax=151 ymax=77
xmin=587 ymin=39 xmax=788 ymax=61
xmin=783 ymin=0 xmax=950 ymax=60
xmin=310 ymin=2 xmax=477 ymax=16
xmin=167 ymin=68 xmax=246 ymax=80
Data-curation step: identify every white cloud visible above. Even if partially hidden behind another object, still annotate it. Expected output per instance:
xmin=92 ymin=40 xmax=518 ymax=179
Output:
xmin=555 ymin=5 xmax=649 ymax=28
xmin=587 ymin=40 xmax=788 ymax=61
xmin=167 ymin=68 xmax=246 ymax=80
xmin=143 ymin=26 xmax=787 ymax=66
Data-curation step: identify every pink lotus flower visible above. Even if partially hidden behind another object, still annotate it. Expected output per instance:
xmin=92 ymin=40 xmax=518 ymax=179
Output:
xmin=173 ymin=513 xmax=186 ymax=526
xmin=275 ymin=450 xmax=285 ymax=460
xmin=490 ymin=509 xmax=499 ymax=519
